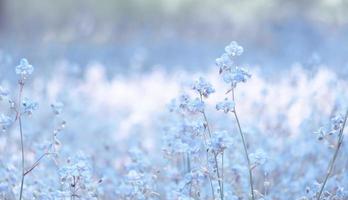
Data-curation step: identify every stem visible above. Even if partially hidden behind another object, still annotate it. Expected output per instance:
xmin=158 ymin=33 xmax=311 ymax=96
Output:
xmin=24 ymin=152 xmax=53 ymax=176
xmin=199 ymin=94 xmax=223 ymax=200
xmin=317 ymin=110 xmax=348 ymax=200
xmin=231 ymin=88 xmax=255 ymax=200
xmin=18 ymin=81 xmax=25 ymax=200
xmin=221 ymin=152 xmax=224 ymax=199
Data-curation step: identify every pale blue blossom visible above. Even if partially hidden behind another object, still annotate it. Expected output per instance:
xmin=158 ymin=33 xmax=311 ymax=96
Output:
xmin=216 ymin=98 xmax=235 ymax=113
xmin=216 ymin=53 xmax=234 ymax=73
xmin=222 ymin=67 xmax=251 ymax=87
xmin=192 ymin=77 xmax=215 ymax=98
xmin=209 ymin=130 xmax=233 ymax=153
xmin=22 ymin=98 xmax=39 ymax=115
xmin=15 ymin=58 xmax=34 ymax=77
xmin=225 ymin=41 xmax=244 ymax=57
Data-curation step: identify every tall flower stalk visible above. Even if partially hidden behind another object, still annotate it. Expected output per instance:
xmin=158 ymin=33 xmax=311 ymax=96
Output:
xmin=17 ymin=81 xmax=25 ymax=200
xmin=317 ymin=110 xmax=348 ymax=200
xmin=216 ymin=41 xmax=255 ymax=200
xmin=231 ymin=87 xmax=255 ymax=200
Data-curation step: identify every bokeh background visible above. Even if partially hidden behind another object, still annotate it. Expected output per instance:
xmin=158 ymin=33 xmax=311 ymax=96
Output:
xmin=1 ymin=1 xmax=348 ymax=199
xmin=1 ymin=0 xmax=348 ymax=78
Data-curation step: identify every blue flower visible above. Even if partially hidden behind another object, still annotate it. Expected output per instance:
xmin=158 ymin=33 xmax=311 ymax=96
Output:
xmin=222 ymin=67 xmax=251 ymax=87
xmin=22 ymin=98 xmax=39 ymax=115
xmin=192 ymin=77 xmax=215 ymax=98
xmin=225 ymin=41 xmax=244 ymax=57
xmin=15 ymin=58 xmax=34 ymax=77
xmin=216 ymin=98 xmax=235 ymax=113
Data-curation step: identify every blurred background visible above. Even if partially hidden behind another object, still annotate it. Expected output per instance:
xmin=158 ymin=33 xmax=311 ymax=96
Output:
xmin=1 ymin=0 xmax=348 ymax=78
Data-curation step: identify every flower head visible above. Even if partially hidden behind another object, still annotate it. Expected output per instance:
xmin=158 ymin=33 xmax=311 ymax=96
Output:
xmin=216 ymin=98 xmax=235 ymax=113
xmin=216 ymin=53 xmax=234 ymax=73
xmin=223 ymin=67 xmax=251 ymax=87
xmin=225 ymin=41 xmax=244 ymax=57
xmin=209 ymin=130 xmax=233 ymax=153
xmin=15 ymin=58 xmax=34 ymax=78
xmin=22 ymin=98 xmax=39 ymax=115
xmin=192 ymin=77 xmax=215 ymax=98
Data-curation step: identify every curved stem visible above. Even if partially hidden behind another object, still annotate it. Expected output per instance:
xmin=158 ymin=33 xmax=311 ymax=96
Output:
xmin=231 ymin=88 xmax=255 ymax=200
xmin=199 ymin=94 xmax=223 ymax=200
xmin=18 ymin=82 xmax=25 ymax=200
xmin=317 ymin=110 xmax=348 ymax=200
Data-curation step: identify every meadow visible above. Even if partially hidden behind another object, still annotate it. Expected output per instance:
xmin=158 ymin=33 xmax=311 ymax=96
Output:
xmin=0 ymin=41 xmax=347 ymax=200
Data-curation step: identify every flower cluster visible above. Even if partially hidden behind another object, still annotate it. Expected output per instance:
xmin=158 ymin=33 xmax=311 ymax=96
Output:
xmin=314 ymin=114 xmax=345 ymax=140
xmin=208 ymin=130 xmax=233 ymax=154
xmin=216 ymin=98 xmax=235 ymax=113
xmin=216 ymin=41 xmax=251 ymax=87
xmin=59 ymin=153 xmax=100 ymax=199
xmin=22 ymin=98 xmax=39 ymax=115
xmin=192 ymin=77 xmax=215 ymax=98
xmin=15 ymin=58 xmax=34 ymax=78
xmin=169 ymin=94 xmax=204 ymax=114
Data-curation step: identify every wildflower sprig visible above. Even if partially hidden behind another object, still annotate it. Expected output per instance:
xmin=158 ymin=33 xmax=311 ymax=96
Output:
xmin=216 ymin=41 xmax=256 ymax=200
xmin=316 ymin=110 xmax=348 ymax=200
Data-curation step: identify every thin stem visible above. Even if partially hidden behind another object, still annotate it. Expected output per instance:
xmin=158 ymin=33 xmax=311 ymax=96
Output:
xmin=199 ymin=94 xmax=223 ymax=200
xmin=24 ymin=152 xmax=53 ymax=176
xmin=18 ymin=81 xmax=25 ymax=200
xmin=317 ymin=110 xmax=348 ymax=200
xmin=231 ymin=88 xmax=255 ymax=200
xmin=221 ymin=152 xmax=224 ymax=199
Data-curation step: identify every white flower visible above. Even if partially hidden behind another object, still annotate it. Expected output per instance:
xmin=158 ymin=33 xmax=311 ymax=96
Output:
xmin=15 ymin=58 xmax=34 ymax=77
xmin=192 ymin=77 xmax=215 ymax=98
xmin=0 ymin=114 xmax=12 ymax=131
xmin=225 ymin=41 xmax=244 ymax=57
xmin=216 ymin=98 xmax=235 ymax=113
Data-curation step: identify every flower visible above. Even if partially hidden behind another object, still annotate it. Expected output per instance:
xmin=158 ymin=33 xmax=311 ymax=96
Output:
xmin=22 ymin=98 xmax=39 ymax=115
xmin=225 ymin=41 xmax=244 ymax=57
xmin=216 ymin=98 xmax=235 ymax=113
xmin=216 ymin=53 xmax=234 ymax=73
xmin=186 ymin=98 xmax=204 ymax=113
xmin=0 ymin=114 xmax=12 ymax=132
xmin=222 ymin=67 xmax=251 ymax=87
xmin=15 ymin=58 xmax=34 ymax=77
xmin=192 ymin=77 xmax=215 ymax=98
xmin=169 ymin=95 xmax=204 ymax=114
xmin=209 ymin=130 xmax=233 ymax=153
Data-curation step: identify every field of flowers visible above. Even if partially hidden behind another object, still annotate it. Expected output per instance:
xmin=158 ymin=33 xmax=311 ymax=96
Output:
xmin=0 ymin=41 xmax=347 ymax=200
